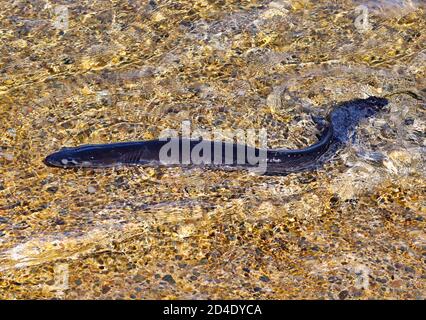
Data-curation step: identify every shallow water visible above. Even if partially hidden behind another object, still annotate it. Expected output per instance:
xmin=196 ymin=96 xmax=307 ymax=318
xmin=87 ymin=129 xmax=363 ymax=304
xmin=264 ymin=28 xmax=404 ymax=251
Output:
xmin=0 ymin=0 xmax=425 ymax=299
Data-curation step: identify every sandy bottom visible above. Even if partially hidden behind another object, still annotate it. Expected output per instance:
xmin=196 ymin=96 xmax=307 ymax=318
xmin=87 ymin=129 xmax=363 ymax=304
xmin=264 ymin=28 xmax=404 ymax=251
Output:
xmin=0 ymin=0 xmax=425 ymax=299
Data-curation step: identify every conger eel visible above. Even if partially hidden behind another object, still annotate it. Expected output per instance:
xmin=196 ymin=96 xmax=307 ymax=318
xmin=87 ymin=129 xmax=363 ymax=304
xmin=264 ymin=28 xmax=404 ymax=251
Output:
xmin=44 ymin=96 xmax=389 ymax=175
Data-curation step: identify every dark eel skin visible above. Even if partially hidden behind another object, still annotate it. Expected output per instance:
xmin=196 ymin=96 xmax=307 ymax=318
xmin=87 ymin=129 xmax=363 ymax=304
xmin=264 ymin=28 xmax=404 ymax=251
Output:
xmin=44 ymin=96 xmax=388 ymax=175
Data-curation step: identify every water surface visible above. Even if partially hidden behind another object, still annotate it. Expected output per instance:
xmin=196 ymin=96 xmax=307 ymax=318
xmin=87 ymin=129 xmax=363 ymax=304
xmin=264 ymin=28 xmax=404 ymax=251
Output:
xmin=0 ymin=0 xmax=424 ymax=299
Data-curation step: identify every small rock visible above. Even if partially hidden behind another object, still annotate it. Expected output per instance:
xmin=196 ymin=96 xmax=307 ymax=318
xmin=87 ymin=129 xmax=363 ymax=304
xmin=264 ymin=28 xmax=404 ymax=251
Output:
xmin=114 ymin=176 xmax=126 ymax=187
xmin=87 ymin=186 xmax=97 ymax=193
xmin=46 ymin=186 xmax=58 ymax=194
xmin=162 ymin=274 xmax=176 ymax=285
xmin=351 ymin=288 xmax=363 ymax=297
xmin=7 ymin=128 xmax=16 ymax=137
xmin=266 ymin=86 xmax=285 ymax=112
xmin=63 ymin=57 xmax=74 ymax=65
xmin=404 ymin=118 xmax=414 ymax=125
xmin=259 ymin=275 xmax=270 ymax=283
xmin=54 ymin=218 xmax=65 ymax=225
xmin=0 ymin=153 xmax=14 ymax=161
xmin=96 ymin=90 xmax=112 ymax=106
xmin=338 ymin=290 xmax=349 ymax=300
xmin=101 ymin=286 xmax=111 ymax=294
xmin=328 ymin=276 xmax=341 ymax=283
xmin=404 ymin=266 xmax=415 ymax=273
xmin=390 ymin=279 xmax=403 ymax=288
xmin=133 ymin=274 xmax=144 ymax=282
xmin=353 ymin=264 xmax=370 ymax=290
xmin=376 ymin=277 xmax=387 ymax=283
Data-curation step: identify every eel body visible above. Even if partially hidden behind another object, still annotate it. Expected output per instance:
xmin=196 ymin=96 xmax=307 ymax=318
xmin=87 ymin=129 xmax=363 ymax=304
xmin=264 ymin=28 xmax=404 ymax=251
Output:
xmin=44 ymin=96 xmax=388 ymax=175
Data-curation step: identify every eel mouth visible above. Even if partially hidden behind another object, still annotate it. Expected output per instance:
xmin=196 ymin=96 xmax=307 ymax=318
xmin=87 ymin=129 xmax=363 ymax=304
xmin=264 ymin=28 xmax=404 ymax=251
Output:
xmin=43 ymin=153 xmax=60 ymax=167
xmin=43 ymin=152 xmax=80 ymax=168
